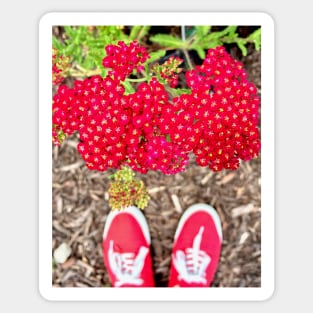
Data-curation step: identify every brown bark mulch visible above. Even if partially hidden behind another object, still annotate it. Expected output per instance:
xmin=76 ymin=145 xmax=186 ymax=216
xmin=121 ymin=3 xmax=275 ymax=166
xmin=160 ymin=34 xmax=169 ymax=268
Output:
xmin=52 ymin=41 xmax=261 ymax=288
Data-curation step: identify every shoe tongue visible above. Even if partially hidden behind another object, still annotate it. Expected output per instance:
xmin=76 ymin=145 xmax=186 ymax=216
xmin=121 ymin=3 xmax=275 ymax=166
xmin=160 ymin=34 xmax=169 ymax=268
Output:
xmin=113 ymin=243 xmax=123 ymax=253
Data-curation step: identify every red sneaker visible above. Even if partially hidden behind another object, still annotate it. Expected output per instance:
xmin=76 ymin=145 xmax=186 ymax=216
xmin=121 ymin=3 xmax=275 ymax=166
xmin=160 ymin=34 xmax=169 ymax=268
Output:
xmin=102 ymin=206 xmax=155 ymax=287
xmin=168 ymin=204 xmax=223 ymax=287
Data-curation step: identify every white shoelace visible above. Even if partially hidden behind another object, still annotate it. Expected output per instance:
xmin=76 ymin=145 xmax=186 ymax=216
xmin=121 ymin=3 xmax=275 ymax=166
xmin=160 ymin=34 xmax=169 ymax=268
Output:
xmin=108 ymin=240 xmax=148 ymax=287
xmin=173 ymin=226 xmax=211 ymax=284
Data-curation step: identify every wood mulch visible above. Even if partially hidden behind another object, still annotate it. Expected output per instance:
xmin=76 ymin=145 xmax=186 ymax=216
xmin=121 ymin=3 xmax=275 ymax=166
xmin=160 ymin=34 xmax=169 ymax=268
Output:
xmin=52 ymin=31 xmax=261 ymax=288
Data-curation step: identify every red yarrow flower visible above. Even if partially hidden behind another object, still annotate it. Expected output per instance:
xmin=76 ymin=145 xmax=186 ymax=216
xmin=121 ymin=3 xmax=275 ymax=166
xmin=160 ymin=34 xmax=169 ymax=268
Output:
xmin=52 ymin=42 xmax=261 ymax=174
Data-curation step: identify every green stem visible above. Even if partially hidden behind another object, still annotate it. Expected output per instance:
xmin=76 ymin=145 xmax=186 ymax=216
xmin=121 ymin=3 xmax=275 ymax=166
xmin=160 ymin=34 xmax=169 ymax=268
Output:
xmin=126 ymin=77 xmax=148 ymax=82
xmin=69 ymin=67 xmax=102 ymax=77
xmin=220 ymin=36 xmax=249 ymax=45
xmin=181 ymin=26 xmax=194 ymax=70
xmin=165 ymin=86 xmax=177 ymax=99
xmin=183 ymin=49 xmax=194 ymax=70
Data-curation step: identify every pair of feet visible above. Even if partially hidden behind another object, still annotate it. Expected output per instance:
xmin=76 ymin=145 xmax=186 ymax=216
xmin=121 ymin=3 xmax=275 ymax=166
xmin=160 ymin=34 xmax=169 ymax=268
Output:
xmin=102 ymin=203 xmax=223 ymax=287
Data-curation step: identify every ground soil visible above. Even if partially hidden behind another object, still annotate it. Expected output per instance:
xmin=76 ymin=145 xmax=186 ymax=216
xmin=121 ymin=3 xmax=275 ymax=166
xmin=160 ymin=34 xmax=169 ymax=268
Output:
xmin=52 ymin=28 xmax=261 ymax=288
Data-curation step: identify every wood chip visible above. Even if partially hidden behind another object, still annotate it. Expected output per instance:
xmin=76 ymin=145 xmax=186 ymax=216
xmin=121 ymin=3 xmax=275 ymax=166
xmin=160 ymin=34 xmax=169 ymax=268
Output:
xmin=75 ymin=282 xmax=90 ymax=287
xmin=236 ymin=186 xmax=245 ymax=198
xmin=61 ymin=270 xmax=77 ymax=283
xmin=56 ymin=195 xmax=63 ymax=214
xmin=61 ymin=257 xmax=76 ymax=269
xmin=104 ymin=192 xmax=109 ymax=201
xmin=90 ymin=192 xmax=100 ymax=201
xmin=65 ymin=140 xmax=78 ymax=149
xmin=68 ymin=228 xmax=83 ymax=246
xmin=239 ymin=232 xmax=250 ymax=245
xmin=53 ymin=221 xmax=72 ymax=237
xmin=83 ymin=214 xmax=93 ymax=236
xmin=231 ymin=204 xmax=260 ymax=218
xmin=148 ymin=186 xmax=166 ymax=194
xmin=158 ymin=256 xmax=171 ymax=268
xmin=171 ymin=194 xmax=182 ymax=213
xmin=59 ymin=161 xmax=84 ymax=172
xmin=161 ymin=210 xmax=173 ymax=218
xmin=66 ymin=206 xmax=93 ymax=228
xmin=218 ymin=172 xmax=236 ymax=185
xmin=53 ymin=145 xmax=59 ymax=161
xmin=201 ymin=172 xmax=214 ymax=185
xmin=76 ymin=260 xmax=94 ymax=277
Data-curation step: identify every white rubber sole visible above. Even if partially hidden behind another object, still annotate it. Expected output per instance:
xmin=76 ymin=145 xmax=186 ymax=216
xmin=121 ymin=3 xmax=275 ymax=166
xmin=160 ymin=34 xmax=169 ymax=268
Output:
xmin=103 ymin=206 xmax=151 ymax=244
xmin=174 ymin=203 xmax=223 ymax=241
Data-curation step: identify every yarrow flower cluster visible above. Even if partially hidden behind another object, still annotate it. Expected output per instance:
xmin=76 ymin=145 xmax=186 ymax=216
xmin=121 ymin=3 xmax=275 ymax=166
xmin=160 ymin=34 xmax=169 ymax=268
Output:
xmin=52 ymin=48 xmax=70 ymax=85
xmin=108 ymin=166 xmax=150 ymax=210
xmin=52 ymin=41 xmax=260 ymax=175
xmin=152 ymin=56 xmax=183 ymax=88
xmin=183 ymin=46 xmax=261 ymax=171
xmin=102 ymin=41 xmax=149 ymax=80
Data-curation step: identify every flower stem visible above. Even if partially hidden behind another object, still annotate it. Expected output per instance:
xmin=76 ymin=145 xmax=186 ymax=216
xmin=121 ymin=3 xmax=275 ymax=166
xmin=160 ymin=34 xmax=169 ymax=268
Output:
xmin=183 ymin=49 xmax=193 ymax=70
xmin=69 ymin=66 xmax=102 ymax=77
xmin=181 ymin=26 xmax=193 ymax=70
xmin=126 ymin=77 xmax=148 ymax=82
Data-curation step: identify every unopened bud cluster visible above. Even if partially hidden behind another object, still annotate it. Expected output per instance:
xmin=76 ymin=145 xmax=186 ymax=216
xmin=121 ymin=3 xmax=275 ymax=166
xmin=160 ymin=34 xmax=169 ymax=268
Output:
xmin=108 ymin=166 xmax=150 ymax=210
xmin=52 ymin=48 xmax=70 ymax=85
xmin=152 ymin=56 xmax=183 ymax=88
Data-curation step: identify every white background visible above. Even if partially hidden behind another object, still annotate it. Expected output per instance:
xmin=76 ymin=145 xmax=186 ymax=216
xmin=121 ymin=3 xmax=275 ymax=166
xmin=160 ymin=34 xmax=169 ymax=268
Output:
xmin=39 ymin=12 xmax=274 ymax=302
xmin=1 ymin=0 xmax=312 ymax=311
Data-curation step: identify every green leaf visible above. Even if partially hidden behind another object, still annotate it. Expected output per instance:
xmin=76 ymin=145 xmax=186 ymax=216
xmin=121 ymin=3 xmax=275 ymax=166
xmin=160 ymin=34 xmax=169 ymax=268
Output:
xmin=200 ymin=26 xmax=238 ymax=47
xmin=195 ymin=26 xmax=211 ymax=38
xmin=64 ymin=26 xmax=75 ymax=38
xmin=76 ymin=46 xmax=83 ymax=63
xmin=224 ymin=25 xmax=237 ymax=37
xmin=129 ymin=26 xmax=141 ymax=40
xmin=52 ymin=36 xmax=64 ymax=50
xmin=64 ymin=43 xmax=77 ymax=57
xmin=218 ymin=25 xmax=238 ymax=37
xmin=86 ymin=39 xmax=108 ymax=47
xmin=247 ymin=28 xmax=261 ymax=50
xmin=82 ymin=56 xmax=95 ymax=70
xmin=129 ymin=26 xmax=150 ymax=41
xmin=88 ymin=49 xmax=104 ymax=62
xmin=204 ymin=31 xmax=226 ymax=41
xmin=146 ymin=50 xmax=166 ymax=63
xmin=101 ymin=68 xmax=108 ymax=77
xmin=171 ymin=88 xmax=192 ymax=96
xmin=196 ymin=38 xmax=221 ymax=50
xmin=122 ymin=80 xmax=135 ymax=94
xmin=237 ymin=40 xmax=248 ymax=56
xmin=198 ymin=32 xmax=225 ymax=48
xmin=137 ymin=26 xmax=150 ymax=41
xmin=193 ymin=45 xmax=206 ymax=59
xmin=150 ymin=34 xmax=186 ymax=49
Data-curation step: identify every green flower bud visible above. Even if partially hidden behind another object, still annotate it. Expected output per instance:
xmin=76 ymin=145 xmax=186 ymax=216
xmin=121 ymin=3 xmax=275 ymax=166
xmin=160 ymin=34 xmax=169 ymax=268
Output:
xmin=108 ymin=166 xmax=150 ymax=211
